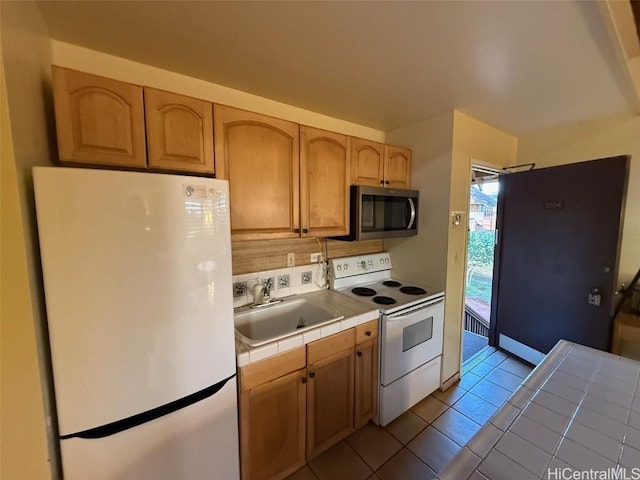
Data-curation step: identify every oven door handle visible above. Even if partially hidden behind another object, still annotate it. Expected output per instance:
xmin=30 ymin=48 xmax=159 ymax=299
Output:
xmin=386 ymin=297 xmax=444 ymax=321
xmin=407 ymin=198 xmax=416 ymax=230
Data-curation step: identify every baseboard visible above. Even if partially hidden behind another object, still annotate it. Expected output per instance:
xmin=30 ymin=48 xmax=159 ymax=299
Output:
xmin=440 ymin=371 xmax=460 ymax=391
xmin=499 ymin=334 xmax=544 ymax=365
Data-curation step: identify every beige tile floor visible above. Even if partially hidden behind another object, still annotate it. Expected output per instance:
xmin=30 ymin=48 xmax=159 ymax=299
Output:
xmin=288 ymin=346 xmax=534 ymax=480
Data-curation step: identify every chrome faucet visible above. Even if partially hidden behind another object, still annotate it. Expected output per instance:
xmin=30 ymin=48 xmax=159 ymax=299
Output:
xmin=252 ymin=278 xmax=273 ymax=305
xmin=248 ymin=278 xmax=282 ymax=309
xmin=252 ymin=283 xmax=267 ymax=305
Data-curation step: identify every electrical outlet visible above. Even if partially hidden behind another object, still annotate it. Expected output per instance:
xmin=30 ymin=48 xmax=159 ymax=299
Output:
xmin=287 ymin=253 xmax=295 ymax=267
xmin=310 ymin=252 xmax=323 ymax=263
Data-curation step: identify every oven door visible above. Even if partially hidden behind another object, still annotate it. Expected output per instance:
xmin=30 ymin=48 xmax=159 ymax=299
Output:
xmin=380 ymin=298 xmax=444 ymax=386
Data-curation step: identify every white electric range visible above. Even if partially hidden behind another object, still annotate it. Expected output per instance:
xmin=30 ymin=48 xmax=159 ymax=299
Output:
xmin=329 ymin=252 xmax=445 ymax=426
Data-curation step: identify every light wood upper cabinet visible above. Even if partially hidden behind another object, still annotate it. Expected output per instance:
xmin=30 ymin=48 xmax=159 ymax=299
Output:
xmin=306 ymin=347 xmax=355 ymax=460
xmin=350 ymin=138 xmax=412 ymax=188
xmin=350 ymin=137 xmax=385 ymax=187
xmin=144 ymin=88 xmax=214 ymax=173
xmin=300 ymin=126 xmax=350 ymax=237
xmin=214 ymin=105 xmax=300 ymax=240
xmin=240 ymin=369 xmax=306 ymax=480
xmin=52 ymin=66 xmax=147 ymax=168
xmin=384 ymin=145 xmax=412 ymax=188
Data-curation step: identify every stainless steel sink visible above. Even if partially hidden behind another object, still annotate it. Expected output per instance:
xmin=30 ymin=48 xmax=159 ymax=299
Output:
xmin=234 ymin=296 xmax=344 ymax=347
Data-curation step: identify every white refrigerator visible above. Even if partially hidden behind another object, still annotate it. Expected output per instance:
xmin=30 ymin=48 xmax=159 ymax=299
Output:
xmin=33 ymin=167 xmax=240 ymax=479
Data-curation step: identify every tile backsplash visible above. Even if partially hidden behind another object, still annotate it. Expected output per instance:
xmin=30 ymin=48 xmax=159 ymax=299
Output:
xmin=232 ymin=264 xmax=328 ymax=308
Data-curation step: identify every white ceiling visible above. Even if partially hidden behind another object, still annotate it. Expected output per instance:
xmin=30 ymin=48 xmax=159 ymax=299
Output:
xmin=37 ymin=0 xmax=638 ymax=135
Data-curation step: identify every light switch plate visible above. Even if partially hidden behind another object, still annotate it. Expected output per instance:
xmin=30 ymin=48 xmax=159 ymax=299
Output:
xmin=287 ymin=253 xmax=295 ymax=267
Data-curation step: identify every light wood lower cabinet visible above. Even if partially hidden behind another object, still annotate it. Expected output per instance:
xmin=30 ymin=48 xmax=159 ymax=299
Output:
xmin=354 ymin=338 xmax=378 ymax=429
xmin=240 ymin=369 xmax=306 ymax=480
xmin=238 ymin=322 xmax=378 ymax=479
xmin=306 ymin=347 xmax=354 ymax=459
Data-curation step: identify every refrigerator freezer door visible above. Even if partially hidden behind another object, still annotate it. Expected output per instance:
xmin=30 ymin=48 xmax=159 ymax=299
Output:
xmin=34 ymin=167 xmax=236 ymax=435
xmin=61 ymin=377 xmax=240 ymax=480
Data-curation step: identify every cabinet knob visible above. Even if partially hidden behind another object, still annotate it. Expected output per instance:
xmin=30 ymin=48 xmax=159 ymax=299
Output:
xmin=309 ymin=372 xmax=316 ymax=378
xmin=385 ymin=180 xmax=390 ymax=185
xmin=357 ymin=351 xmax=363 ymax=357
xmin=380 ymin=180 xmax=384 ymax=185
xmin=302 ymin=228 xmax=309 ymax=234
xmin=294 ymin=228 xmax=300 ymax=233
xmin=301 ymin=377 xmax=307 ymax=384
xmin=365 ymin=331 xmax=372 ymax=336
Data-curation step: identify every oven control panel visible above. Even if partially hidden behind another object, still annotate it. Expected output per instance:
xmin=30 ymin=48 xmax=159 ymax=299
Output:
xmin=330 ymin=253 xmax=392 ymax=279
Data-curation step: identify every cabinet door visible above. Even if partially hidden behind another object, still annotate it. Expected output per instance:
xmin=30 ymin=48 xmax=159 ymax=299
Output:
xmin=52 ymin=66 xmax=147 ymax=168
xmin=306 ymin=348 xmax=355 ymax=460
xmin=354 ymin=339 xmax=378 ymax=429
xmin=144 ymin=88 xmax=214 ymax=173
xmin=300 ymin=126 xmax=350 ymax=237
xmin=240 ymin=369 xmax=306 ymax=480
xmin=350 ymin=137 xmax=384 ymax=187
xmin=214 ymin=105 xmax=300 ymax=240
xmin=384 ymin=145 xmax=412 ymax=188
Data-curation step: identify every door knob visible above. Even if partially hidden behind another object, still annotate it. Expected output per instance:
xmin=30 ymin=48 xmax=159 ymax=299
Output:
xmin=357 ymin=351 xmax=363 ymax=357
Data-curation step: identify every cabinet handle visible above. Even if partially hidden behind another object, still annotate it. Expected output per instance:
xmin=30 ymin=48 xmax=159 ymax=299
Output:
xmin=309 ymin=372 xmax=316 ymax=378
xmin=357 ymin=351 xmax=363 ymax=357
xmin=380 ymin=180 xmax=384 ymax=185
xmin=302 ymin=228 xmax=309 ymax=234
xmin=294 ymin=228 xmax=300 ymax=233
xmin=301 ymin=377 xmax=307 ymax=384
xmin=365 ymin=331 xmax=372 ymax=336
xmin=385 ymin=180 xmax=390 ymax=184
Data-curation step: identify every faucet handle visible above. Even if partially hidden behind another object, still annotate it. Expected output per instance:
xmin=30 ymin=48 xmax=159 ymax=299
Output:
xmin=263 ymin=277 xmax=274 ymax=296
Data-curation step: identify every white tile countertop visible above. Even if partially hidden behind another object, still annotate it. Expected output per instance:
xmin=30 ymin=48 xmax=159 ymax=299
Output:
xmin=235 ymin=289 xmax=379 ymax=367
xmin=438 ymin=340 xmax=640 ymax=480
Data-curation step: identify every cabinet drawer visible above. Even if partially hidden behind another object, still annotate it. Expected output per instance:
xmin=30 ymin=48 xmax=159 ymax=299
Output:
xmin=307 ymin=329 xmax=355 ymax=364
xmin=356 ymin=320 xmax=378 ymax=344
xmin=240 ymin=346 xmax=306 ymax=391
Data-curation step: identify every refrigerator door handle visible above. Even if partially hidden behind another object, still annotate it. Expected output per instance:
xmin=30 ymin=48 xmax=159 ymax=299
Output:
xmin=61 ymin=373 xmax=236 ymax=440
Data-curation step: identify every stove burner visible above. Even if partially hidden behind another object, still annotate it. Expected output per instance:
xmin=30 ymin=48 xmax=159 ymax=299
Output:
xmin=400 ymin=286 xmax=427 ymax=295
xmin=373 ymin=296 xmax=397 ymax=305
xmin=352 ymin=287 xmax=377 ymax=297
xmin=382 ymin=280 xmax=402 ymax=287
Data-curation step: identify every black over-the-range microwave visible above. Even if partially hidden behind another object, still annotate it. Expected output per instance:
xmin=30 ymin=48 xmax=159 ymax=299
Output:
xmin=332 ymin=186 xmax=419 ymax=241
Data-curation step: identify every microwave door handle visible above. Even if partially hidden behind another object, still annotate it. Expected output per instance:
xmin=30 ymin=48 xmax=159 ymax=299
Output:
xmin=407 ymin=198 xmax=416 ymax=229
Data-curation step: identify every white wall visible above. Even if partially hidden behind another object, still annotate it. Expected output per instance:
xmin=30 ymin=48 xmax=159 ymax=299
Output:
xmin=0 ymin=1 xmax=56 ymax=478
xmin=386 ymin=111 xmax=518 ymax=386
xmin=518 ymin=114 xmax=640 ymax=284
xmin=51 ymin=41 xmax=385 ymax=143
xmin=385 ymin=112 xmax=454 ymax=289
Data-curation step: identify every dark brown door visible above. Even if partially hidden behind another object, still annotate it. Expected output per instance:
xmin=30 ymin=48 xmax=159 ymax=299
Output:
xmin=490 ymin=156 xmax=629 ymax=358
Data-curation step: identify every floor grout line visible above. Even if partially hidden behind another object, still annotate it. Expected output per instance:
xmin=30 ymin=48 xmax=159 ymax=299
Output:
xmin=293 ymin=352 xmax=533 ymax=480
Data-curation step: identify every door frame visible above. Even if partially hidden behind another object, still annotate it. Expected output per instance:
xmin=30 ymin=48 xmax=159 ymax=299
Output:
xmin=461 ymin=160 xmax=503 ymax=364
